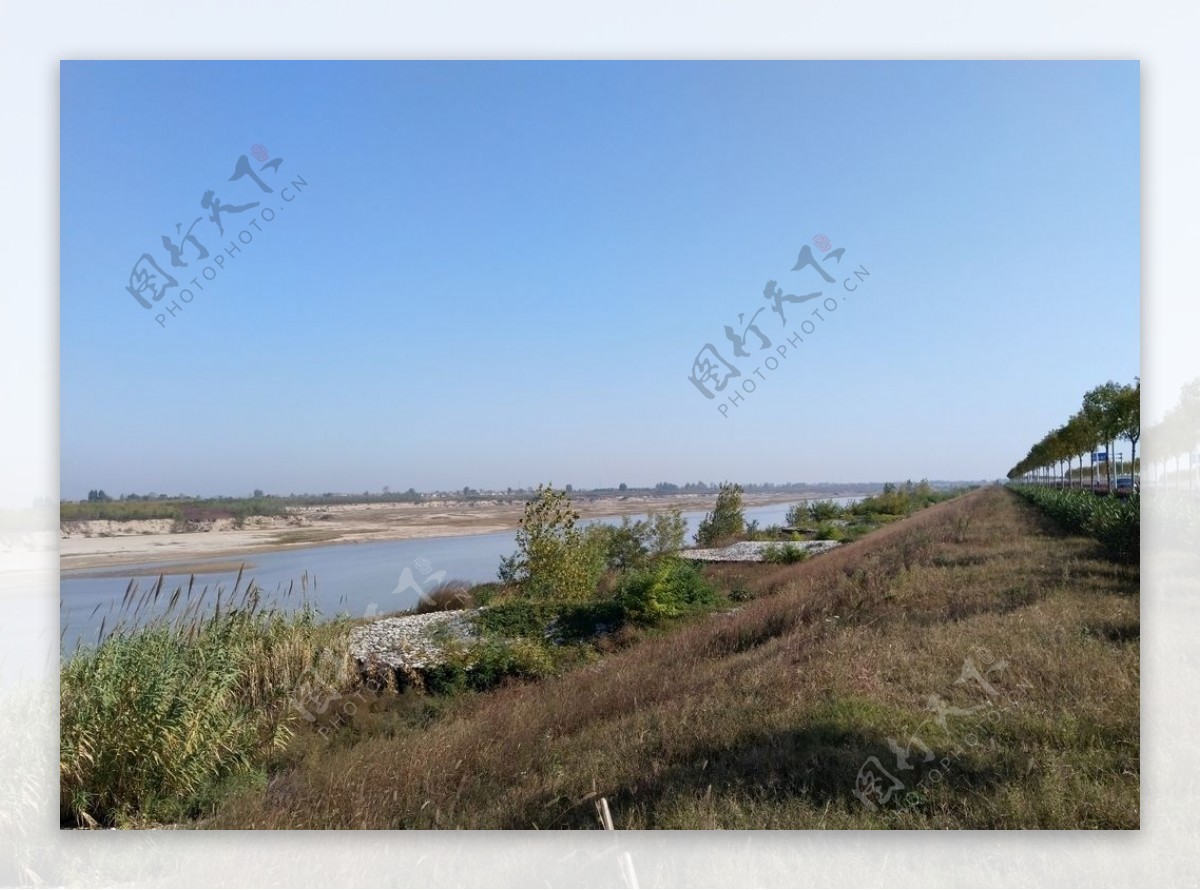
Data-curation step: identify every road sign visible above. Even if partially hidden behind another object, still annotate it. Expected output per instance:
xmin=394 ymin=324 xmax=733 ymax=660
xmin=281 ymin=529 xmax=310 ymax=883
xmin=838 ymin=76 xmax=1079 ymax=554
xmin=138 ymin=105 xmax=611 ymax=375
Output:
xmin=1093 ymin=452 xmax=1108 ymax=462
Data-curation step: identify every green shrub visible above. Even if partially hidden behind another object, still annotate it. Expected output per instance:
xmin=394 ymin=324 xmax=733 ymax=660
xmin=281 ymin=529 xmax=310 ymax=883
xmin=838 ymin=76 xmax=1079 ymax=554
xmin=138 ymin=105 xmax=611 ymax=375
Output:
xmin=617 ymin=559 xmax=719 ymax=625
xmin=467 ymin=639 xmax=555 ymax=690
xmin=421 ymin=658 xmax=469 ymax=696
xmin=472 ymin=595 xmax=628 ymax=646
xmin=728 ymin=583 xmax=753 ymax=602
xmin=552 ymin=599 xmax=628 ymax=641
xmin=813 ymin=521 xmax=846 ymax=541
xmin=473 ymin=600 xmax=558 ymax=639
xmin=849 ymin=481 xmax=965 ymax=521
xmin=807 ymin=500 xmax=844 ymax=522
xmin=760 ymin=542 xmax=810 ymax=564
xmin=464 ymin=582 xmax=506 ymax=606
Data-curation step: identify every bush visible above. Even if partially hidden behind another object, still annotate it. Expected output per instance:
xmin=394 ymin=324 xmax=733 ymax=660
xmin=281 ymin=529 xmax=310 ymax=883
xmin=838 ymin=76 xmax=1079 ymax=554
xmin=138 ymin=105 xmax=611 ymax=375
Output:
xmin=807 ymin=500 xmax=844 ymax=522
xmin=695 ymin=482 xmax=745 ymax=546
xmin=425 ymin=638 xmax=558 ymax=695
xmin=464 ymin=582 xmax=506 ymax=606
xmin=472 ymin=600 xmax=558 ymax=639
xmin=553 ymin=600 xmax=628 ymax=641
xmin=813 ymin=521 xmax=846 ymax=541
xmin=760 ymin=542 xmax=809 ymax=564
xmin=468 ymin=639 xmax=555 ymax=689
xmin=617 ymin=559 xmax=719 ymax=625
xmin=849 ymin=480 xmax=961 ymax=519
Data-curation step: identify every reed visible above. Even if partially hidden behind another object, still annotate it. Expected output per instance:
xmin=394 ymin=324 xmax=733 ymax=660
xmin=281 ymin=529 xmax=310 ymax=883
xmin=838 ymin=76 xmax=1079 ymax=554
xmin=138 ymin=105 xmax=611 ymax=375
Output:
xmin=60 ymin=568 xmax=355 ymax=827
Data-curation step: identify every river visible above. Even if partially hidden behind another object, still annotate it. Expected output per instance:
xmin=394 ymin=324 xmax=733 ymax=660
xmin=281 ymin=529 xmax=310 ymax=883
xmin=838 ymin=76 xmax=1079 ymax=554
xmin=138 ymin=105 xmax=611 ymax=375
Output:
xmin=60 ymin=498 xmax=860 ymax=651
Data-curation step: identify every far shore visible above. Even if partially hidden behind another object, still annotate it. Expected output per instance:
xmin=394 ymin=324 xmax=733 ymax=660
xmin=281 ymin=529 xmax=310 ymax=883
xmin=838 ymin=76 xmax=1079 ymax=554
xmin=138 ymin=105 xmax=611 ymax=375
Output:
xmin=60 ymin=491 xmax=865 ymax=576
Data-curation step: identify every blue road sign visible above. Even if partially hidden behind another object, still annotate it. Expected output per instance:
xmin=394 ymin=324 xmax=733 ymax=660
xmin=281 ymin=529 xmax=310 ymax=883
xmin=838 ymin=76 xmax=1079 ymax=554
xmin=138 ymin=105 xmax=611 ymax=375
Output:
xmin=1093 ymin=452 xmax=1108 ymax=462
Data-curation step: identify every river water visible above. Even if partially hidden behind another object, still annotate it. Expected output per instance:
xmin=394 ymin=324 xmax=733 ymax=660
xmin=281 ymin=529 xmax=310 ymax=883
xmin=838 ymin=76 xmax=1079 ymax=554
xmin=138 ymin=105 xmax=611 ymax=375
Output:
xmin=60 ymin=498 xmax=860 ymax=650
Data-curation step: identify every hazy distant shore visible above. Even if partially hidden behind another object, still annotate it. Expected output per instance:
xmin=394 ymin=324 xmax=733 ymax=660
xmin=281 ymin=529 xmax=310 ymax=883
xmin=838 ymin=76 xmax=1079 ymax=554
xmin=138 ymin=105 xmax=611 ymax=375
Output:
xmin=59 ymin=491 xmax=860 ymax=575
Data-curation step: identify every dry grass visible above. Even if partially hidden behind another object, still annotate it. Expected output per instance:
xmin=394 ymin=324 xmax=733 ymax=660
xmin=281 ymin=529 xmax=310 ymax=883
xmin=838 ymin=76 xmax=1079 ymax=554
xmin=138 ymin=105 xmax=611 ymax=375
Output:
xmin=413 ymin=581 xmax=476 ymax=614
xmin=205 ymin=487 xmax=1138 ymax=829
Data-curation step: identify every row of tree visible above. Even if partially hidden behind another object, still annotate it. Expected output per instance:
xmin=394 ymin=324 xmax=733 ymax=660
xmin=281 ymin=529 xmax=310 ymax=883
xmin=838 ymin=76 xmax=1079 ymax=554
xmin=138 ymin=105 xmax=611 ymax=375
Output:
xmin=1007 ymin=379 xmax=1140 ymax=489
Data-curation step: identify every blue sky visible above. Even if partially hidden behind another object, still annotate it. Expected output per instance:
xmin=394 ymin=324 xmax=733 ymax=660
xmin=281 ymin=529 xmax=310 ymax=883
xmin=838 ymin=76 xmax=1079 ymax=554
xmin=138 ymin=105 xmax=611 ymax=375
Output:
xmin=60 ymin=61 xmax=1139 ymax=499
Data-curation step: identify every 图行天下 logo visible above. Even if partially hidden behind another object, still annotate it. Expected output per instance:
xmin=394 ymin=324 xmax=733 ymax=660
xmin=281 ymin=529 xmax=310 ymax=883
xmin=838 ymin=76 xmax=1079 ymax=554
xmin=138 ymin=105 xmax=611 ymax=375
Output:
xmin=688 ymin=234 xmax=872 ymax=416
xmin=123 ymin=146 xmax=309 ymax=329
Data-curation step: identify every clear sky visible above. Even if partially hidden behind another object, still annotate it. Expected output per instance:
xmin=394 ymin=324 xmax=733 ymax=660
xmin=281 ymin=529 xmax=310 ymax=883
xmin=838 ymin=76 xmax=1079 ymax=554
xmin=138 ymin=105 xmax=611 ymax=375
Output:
xmin=60 ymin=61 xmax=1139 ymax=499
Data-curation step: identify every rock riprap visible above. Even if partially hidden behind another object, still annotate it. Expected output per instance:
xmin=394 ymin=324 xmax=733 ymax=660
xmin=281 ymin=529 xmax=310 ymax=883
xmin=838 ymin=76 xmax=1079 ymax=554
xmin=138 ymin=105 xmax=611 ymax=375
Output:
xmin=349 ymin=610 xmax=480 ymax=680
xmin=682 ymin=540 xmax=841 ymax=562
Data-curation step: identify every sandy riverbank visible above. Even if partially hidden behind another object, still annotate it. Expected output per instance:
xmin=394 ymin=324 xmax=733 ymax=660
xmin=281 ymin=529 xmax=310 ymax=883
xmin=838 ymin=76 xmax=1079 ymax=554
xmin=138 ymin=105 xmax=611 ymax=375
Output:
xmin=60 ymin=492 xmax=852 ymax=574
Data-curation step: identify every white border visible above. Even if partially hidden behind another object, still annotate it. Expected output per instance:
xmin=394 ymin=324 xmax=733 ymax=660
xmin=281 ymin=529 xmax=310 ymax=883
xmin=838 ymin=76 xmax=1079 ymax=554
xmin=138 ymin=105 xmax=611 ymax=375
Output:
xmin=3 ymin=2 xmax=1195 ymax=886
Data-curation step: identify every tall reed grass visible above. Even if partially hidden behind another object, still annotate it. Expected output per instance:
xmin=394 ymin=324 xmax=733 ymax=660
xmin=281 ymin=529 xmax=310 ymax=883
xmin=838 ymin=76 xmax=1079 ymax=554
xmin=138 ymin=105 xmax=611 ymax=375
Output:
xmin=60 ymin=568 xmax=354 ymax=827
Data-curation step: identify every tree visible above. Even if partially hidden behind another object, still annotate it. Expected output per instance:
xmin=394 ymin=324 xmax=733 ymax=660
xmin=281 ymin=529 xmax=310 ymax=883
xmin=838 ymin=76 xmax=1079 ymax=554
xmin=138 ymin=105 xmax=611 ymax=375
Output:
xmin=1083 ymin=381 xmax=1126 ymax=491
xmin=648 ymin=509 xmax=686 ymax=555
xmin=498 ymin=484 xmax=605 ymax=601
xmin=695 ymin=482 xmax=745 ymax=546
xmin=595 ymin=516 xmax=650 ymax=573
xmin=618 ymin=482 xmax=628 ymax=492
xmin=593 ymin=508 xmax=687 ymax=574
xmin=1064 ymin=411 xmax=1097 ymax=490
xmin=1115 ymin=378 xmax=1140 ymax=480
xmin=253 ymin=489 xmax=264 ymax=498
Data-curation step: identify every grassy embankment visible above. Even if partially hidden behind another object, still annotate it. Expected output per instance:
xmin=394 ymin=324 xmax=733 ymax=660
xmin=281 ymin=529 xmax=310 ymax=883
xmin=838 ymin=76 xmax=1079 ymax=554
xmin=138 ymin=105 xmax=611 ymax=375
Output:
xmin=61 ymin=484 xmax=1137 ymax=829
